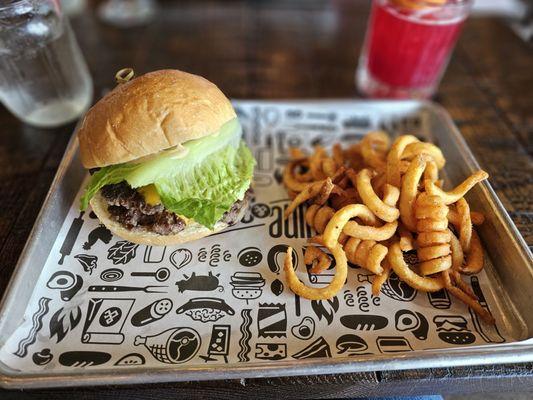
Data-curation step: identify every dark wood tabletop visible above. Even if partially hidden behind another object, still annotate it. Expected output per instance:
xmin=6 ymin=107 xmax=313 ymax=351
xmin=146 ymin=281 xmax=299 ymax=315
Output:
xmin=1 ymin=0 xmax=532 ymax=398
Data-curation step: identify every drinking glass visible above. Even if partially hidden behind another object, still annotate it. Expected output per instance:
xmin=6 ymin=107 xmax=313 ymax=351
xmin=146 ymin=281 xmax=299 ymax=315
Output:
xmin=0 ymin=0 xmax=93 ymax=128
xmin=98 ymin=0 xmax=157 ymax=27
xmin=356 ymin=0 xmax=473 ymax=99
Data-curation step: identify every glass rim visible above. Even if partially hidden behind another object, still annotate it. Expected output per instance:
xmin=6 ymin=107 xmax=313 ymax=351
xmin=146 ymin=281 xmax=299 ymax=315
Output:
xmin=386 ymin=0 xmax=473 ymax=10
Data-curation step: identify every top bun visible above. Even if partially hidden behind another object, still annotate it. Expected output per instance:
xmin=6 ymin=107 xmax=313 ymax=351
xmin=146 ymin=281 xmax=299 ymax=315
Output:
xmin=77 ymin=69 xmax=236 ymax=168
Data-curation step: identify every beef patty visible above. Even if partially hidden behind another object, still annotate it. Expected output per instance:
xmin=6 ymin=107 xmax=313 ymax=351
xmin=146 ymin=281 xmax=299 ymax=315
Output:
xmin=100 ymin=182 xmax=252 ymax=235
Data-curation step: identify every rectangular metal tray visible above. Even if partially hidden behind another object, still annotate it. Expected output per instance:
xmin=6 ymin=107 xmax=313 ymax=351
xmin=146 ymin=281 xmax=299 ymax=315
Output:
xmin=0 ymin=100 xmax=531 ymax=389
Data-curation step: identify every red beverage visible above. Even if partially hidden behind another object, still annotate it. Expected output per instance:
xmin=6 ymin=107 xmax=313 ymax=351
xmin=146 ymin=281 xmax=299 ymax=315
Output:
xmin=357 ymin=0 xmax=471 ymax=98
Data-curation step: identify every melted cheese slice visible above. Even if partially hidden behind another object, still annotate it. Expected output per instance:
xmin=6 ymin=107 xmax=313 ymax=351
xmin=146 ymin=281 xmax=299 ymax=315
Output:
xmin=138 ymin=184 xmax=192 ymax=224
xmin=138 ymin=184 xmax=161 ymax=205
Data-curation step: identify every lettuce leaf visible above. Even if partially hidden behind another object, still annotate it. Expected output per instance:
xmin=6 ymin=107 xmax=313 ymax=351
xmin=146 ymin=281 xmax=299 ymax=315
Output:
xmin=80 ymin=118 xmax=256 ymax=228
xmin=156 ymin=142 xmax=255 ymax=228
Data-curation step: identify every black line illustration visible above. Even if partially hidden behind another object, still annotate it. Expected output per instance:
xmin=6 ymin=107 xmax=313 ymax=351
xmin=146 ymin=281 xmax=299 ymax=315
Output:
xmin=434 ymin=315 xmax=476 ymax=345
xmin=169 ymin=248 xmax=193 ymax=270
xmin=200 ymin=325 xmax=231 ymax=363
xmin=100 ymin=268 xmax=124 ymax=282
xmin=268 ymin=244 xmax=298 ymax=275
xmin=255 ymin=343 xmax=287 ymax=360
xmin=230 ymin=272 xmax=265 ymax=303
xmin=310 ymin=134 xmax=337 ymax=148
xmin=74 ymin=254 xmax=98 ymax=275
xmin=253 ymin=173 xmax=273 ymax=188
xmin=308 ymin=269 xmax=335 ymax=285
xmin=336 ymin=334 xmax=369 ymax=355
xmin=14 ymin=297 xmax=50 ymax=357
xmin=343 ymin=290 xmax=356 ymax=307
xmin=339 ymin=133 xmax=366 ymax=142
xmin=134 ymin=327 xmax=201 ymax=364
xmin=82 ymin=298 xmax=134 ymax=344
xmin=469 ymin=276 xmax=505 ymax=343
xmin=257 ymin=303 xmax=287 ymax=338
xmin=275 ymin=130 xmax=302 ymax=155
xmin=209 ymin=244 xmax=223 ymax=267
xmin=291 ymin=316 xmax=315 ymax=340
xmin=271 ymin=279 xmax=284 ymax=296
xmin=356 ymin=286 xmax=371 ymax=313
xmin=290 ymin=123 xmax=336 ymax=132
xmin=307 ymin=111 xmax=336 ymax=121
xmin=83 ymin=224 xmax=112 ymax=250
xmin=131 ymin=267 xmax=170 ymax=282
xmin=176 ymin=272 xmax=223 ymax=293
xmin=311 ymin=297 xmax=339 ymax=325
xmin=340 ymin=314 xmax=388 ymax=331
xmin=143 ymin=246 xmax=166 ymax=263
xmin=46 ymin=271 xmax=83 ymax=301
xmin=255 ymin=138 xmax=274 ymax=172
xmin=295 ymin=294 xmax=301 ymax=317
xmin=176 ymin=297 xmax=235 ymax=323
xmin=59 ymin=351 xmax=111 ymax=367
xmin=238 ymin=309 xmax=252 ymax=362
xmin=292 ymin=337 xmax=331 ymax=359
xmin=395 ymin=310 xmax=429 ymax=340
xmin=199 ymin=247 xmax=207 ymax=262
xmin=32 ymin=348 xmax=53 ymax=366
xmin=251 ymin=203 xmax=271 ymax=219
xmin=273 ymin=168 xmax=283 ymax=185
xmin=376 ymin=336 xmax=413 ymax=353
xmin=58 ymin=212 xmax=84 ymax=264
xmin=49 ymin=305 xmax=82 ymax=343
xmin=343 ymin=116 xmax=371 ymax=129
xmin=286 ymin=109 xmax=303 ymax=119
xmin=115 ymin=353 xmax=146 ymax=366
xmin=427 ymin=289 xmax=451 ymax=310
xmin=131 ymin=298 xmax=173 ymax=327
xmin=381 ymin=272 xmax=417 ymax=302
xmin=240 ymin=208 xmax=254 ymax=225
xmin=357 ymin=273 xmax=372 ymax=284
xmin=88 ymin=285 xmax=167 ymax=293
xmin=107 ymin=240 xmax=138 ymax=265
xmin=238 ymin=246 xmax=263 ymax=267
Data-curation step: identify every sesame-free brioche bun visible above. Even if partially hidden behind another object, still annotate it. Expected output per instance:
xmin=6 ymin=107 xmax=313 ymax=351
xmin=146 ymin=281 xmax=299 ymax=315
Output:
xmin=77 ymin=69 xmax=236 ymax=169
xmin=90 ymin=192 xmax=249 ymax=246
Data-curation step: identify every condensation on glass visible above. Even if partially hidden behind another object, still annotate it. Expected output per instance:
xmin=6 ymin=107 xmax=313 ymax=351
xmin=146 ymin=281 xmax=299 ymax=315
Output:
xmin=0 ymin=0 xmax=92 ymax=128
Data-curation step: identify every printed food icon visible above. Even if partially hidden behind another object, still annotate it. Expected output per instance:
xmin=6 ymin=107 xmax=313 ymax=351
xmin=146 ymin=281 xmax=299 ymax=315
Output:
xmin=291 ymin=316 xmax=315 ymax=340
xmin=230 ymin=272 xmax=265 ymax=303
xmin=238 ymin=247 xmax=263 ymax=267
xmin=176 ymin=298 xmax=235 ymax=323
xmin=32 ymin=348 xmax=53 ymax=366
xmin=134 ymin=328 xmax=201 ymax=364
xmin=336 ymin=334 xmax=368 ymax=355
xmin=114 ymin=353 xmax=146 ymax=366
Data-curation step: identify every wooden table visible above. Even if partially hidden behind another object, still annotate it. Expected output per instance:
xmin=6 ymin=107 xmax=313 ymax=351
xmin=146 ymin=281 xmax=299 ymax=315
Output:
xmin=1 ymin=0 xmax=532 ymax=398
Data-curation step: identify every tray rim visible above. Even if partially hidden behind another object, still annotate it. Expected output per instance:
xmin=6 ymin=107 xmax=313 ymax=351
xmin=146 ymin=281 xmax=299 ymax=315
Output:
xmin=0 ymin=99 xmax=532 ymax=389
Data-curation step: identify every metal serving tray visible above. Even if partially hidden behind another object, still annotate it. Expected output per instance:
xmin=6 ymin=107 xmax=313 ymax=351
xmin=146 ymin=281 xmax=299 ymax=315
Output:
xmin=0 ymin=100 xmax=531 ymax=389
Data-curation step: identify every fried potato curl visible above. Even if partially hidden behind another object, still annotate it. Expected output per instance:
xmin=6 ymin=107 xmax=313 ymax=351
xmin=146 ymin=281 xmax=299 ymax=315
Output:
xmin=282 ymin=132 xmax=493 ymax=323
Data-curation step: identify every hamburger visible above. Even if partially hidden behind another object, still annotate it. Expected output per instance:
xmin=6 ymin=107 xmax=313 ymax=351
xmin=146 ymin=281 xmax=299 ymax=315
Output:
xmin=77 ymin=69 xmax=255 ymax=246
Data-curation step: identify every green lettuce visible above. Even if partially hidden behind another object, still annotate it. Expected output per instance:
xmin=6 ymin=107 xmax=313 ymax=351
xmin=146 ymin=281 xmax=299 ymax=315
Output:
xmin=80 ymin=118 xmax=256 ymax=229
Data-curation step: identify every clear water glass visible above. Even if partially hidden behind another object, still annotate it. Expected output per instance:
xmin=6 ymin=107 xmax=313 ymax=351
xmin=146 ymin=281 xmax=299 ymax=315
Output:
xmin=0 ymin=0 xmax=93 ymax=128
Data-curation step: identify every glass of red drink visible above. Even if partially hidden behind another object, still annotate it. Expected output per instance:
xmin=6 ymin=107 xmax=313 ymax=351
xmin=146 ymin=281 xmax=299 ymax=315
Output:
xmin=356 ymin=0 xmax=472 ymax=99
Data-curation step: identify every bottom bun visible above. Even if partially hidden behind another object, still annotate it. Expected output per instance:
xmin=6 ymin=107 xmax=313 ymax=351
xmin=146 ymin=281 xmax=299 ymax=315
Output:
xmin=90 ymin=192 xmax=249 ymax=246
